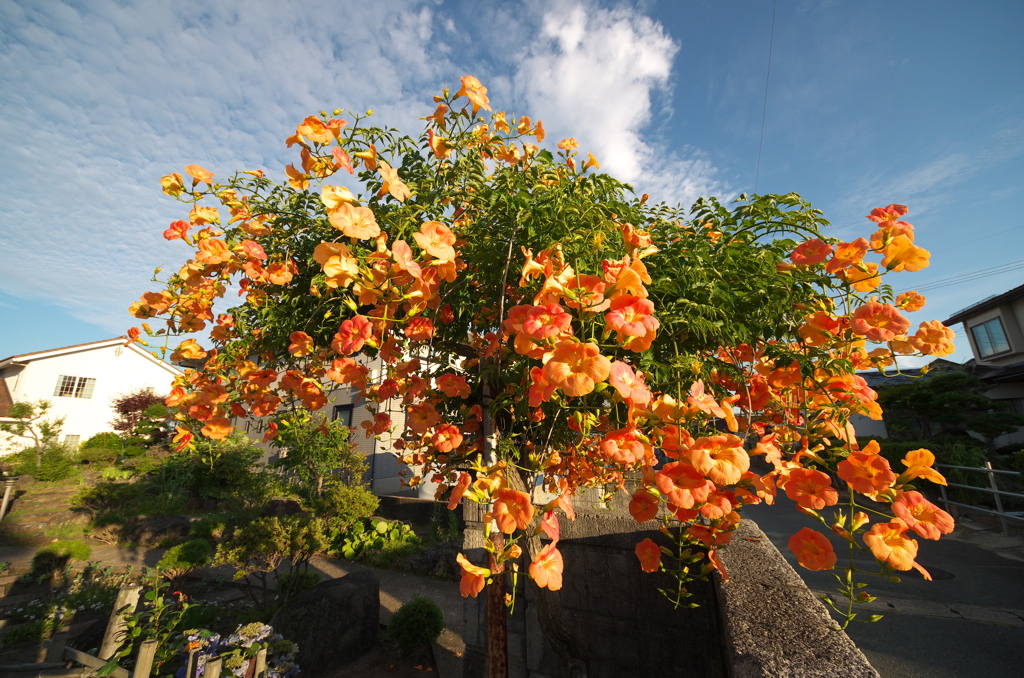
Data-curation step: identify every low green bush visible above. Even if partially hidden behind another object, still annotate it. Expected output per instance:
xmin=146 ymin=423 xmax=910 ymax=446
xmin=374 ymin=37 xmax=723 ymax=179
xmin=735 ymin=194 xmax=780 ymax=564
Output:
xmin=334 ymin=517 xmax=421 ymax=568
xmin=157 ymin=538 xmax=213 ymax=580
xmin=387 ymin=596 xmax=444 ymax=653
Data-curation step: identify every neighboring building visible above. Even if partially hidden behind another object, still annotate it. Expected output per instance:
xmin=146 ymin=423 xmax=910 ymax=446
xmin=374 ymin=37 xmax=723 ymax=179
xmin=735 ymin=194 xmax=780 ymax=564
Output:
xmin=0 ymin=337 xmax=181 ymax=451
xmin=944 ymin=283 xmax=1024 ymax=444
xmin=230 ymin=353 xmax=413 ymax=496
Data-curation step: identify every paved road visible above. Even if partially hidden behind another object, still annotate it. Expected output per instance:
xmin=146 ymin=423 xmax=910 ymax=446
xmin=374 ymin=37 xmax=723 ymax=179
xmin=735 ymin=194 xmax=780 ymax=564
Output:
xmin=745 ymin=497 xmax=1024 ymax=678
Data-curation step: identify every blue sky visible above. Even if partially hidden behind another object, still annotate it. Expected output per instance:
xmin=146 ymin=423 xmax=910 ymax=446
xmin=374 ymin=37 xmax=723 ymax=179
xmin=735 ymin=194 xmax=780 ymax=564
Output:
xmin=1 ymin=0 xmax=1022 ymax=367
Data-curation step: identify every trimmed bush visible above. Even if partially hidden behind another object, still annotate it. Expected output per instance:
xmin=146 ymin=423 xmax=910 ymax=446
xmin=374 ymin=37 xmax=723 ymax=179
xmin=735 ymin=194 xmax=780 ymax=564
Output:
xmin=79 ymin=447 xmax=118 ymax=466
xmin=157 ymin=538 xmax=213 ymax=580
xmin=387 ymin=596 xmax=444 ymax=653
xmin=82 ymin=432 xmax=123 ymax=450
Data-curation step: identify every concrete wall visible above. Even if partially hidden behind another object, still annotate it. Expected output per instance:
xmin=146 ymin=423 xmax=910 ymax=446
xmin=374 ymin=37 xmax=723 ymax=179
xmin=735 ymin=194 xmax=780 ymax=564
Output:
xmin=0 ymin=343 xmax=179 ymax=452
xmin=461 ymin=490 xmax=879 ymax=678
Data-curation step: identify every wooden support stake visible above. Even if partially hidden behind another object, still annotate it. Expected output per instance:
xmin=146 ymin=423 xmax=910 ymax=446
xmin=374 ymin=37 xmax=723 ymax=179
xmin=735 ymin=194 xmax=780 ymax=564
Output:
xmin=132 ymin=639 xmax=158 ymax=678
xmin=185 ymin=649 xmax=200 ymax=678
xmin=253 ymin=648 xmax=267 ymax=678
xmin=99 ymin=584 xmax=141 ymax=661
xmin=45 ymin=625 xmax=71 ymax=663
xmin=205 ymin=657 xmax=223 ymax=678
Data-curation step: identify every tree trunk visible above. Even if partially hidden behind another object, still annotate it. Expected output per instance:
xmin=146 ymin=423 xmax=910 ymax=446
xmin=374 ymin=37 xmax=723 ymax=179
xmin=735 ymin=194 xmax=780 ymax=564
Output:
xmin=509 ymin=469 xmax=590 ymax=678
xmin=487 ymin=533 xmax=509 ymax=678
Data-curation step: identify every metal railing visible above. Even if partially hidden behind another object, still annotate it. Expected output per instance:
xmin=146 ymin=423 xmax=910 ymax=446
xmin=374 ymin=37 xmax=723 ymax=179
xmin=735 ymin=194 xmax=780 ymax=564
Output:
xmin=936 ymin=462 xmax=1024 ymax=536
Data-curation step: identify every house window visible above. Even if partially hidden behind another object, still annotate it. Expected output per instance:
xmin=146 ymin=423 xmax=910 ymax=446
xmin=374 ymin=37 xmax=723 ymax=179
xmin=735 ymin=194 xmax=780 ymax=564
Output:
xmin=53 ymin=375 xmax=96 ymax=399
xmin=332 ymin=404 xmax=354 ymax=427
xmin=971 ymin=318 xmax=1011 ymax=358
xmin=63 ymin=435 xmax=81 ymax=447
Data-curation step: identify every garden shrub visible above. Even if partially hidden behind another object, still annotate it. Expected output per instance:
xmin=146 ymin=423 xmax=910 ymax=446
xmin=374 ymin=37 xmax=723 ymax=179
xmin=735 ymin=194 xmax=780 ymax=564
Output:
xmin=82 ymin=432 xmax=123 ymax=450
xmin=12 ymin=443 xmax=77 ymax=481
xmin=190 ymin=515 xmax=228 ymax=541
xmin=387 ymin=596 xmax=444 ymax=653
xmin=157 ymin=538 xmax=213 ymax=580
xmin=304 ymin=483 xmax=378 ymax=532
xmin=31 ymin=539 xmax=92 ymax=578
xmin=79 ymin=446 xmax=118 ymax=466
xmin=215 ymin=515 xmax=330 ymax=608
xmin=122 ymin=445 xmax=147 ymax=458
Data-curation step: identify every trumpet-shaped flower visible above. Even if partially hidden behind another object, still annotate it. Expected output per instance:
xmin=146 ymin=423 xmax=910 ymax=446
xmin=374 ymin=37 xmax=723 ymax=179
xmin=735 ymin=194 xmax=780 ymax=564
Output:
xmin=838 ymin=448 xmax=897 ymax=496
xmin=456 ymin=553 xmax=489 ymax=598
xmin=529 ymin=542 xmax=564 ymax=591
xmin=825 ymin=238 xmax=869 ymax=274
xmin=895 ymin=290 xmax=927 ymax=312
xmin=852 ymin=300 xmax=911 ymax=342
xmin=605 ymin=295 xmax=659 ymax=337
xmin=864 ymin=520 xmax=919 ymax=571
xmin=788 ymin=528 xmax=837 ymax=571
xmin=655 ymin=462 xmax=714 ymax=509
xmin=332 ymin=315 xmax=373 ymax=355
xmin=455 ymin=75 xmax=492 ymax=115
xmin=628 ymin=489 xmax=659 ymax=523
xmin=608 ymin=361 xmax=652 ymax=404
xmin=543 ymin=340 xmax=611 ymax=397
xmin=432 ymin=424 xmax=463 ymax=453
xmin=522 ymin=304 xmax=572 ymax=340
xmin=790 ymin=238 xmax=833 ymax=266
xmin=907 ymin=320 xmax=955 ymax=357
xmin=783 ymin=468 xmax=839 ymax=510
xmin=413 ymin=221 xmax=457 ymax=262
xmin=635 ymin=538 xmax=661 ymax=573
xmin=892 ymin=491 xmax=955 ymax=540
xmin=689 ymin=435 xmax=749 ymax=486
xmin=328 ymin=203 xmax=381 ymax=240
xmin=881 ymin=234 xmax=930 ymax=272
xmin=287 ymin=331 xmax=314 ymax=357
xmin=492 ymin=488 xmax=534 ymax=534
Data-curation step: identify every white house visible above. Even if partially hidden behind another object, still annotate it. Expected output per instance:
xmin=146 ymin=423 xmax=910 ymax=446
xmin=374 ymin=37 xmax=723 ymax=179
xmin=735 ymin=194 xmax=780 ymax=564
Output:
xmin=0 ymin=337 xmax=181 ymax=450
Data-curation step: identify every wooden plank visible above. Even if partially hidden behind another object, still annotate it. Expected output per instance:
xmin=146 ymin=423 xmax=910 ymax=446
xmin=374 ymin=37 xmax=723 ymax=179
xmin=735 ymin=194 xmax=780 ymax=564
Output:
xmin=205 ymin=657 xmax=222 ymax=678
xmin=98 ymin=585 xmax=140 ymax=661
xmin=62 ymin=646 xmax=129 ymax=678
xmin=0 ymin=668 xmax=94 ymax=678
xmin=131 ymin=640 xmax=158 ymax=678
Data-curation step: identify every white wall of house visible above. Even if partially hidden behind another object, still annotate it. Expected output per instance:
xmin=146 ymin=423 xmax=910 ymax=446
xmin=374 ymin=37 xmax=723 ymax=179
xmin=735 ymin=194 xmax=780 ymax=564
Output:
xmin=0 ymin=340 xmax=180 ymax=452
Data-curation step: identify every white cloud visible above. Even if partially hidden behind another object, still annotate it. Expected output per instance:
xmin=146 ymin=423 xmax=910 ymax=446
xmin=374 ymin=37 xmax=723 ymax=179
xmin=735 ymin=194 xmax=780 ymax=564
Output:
xmin=0 ymin=0 xmax=715 ymax=341
xmin=514 ymin=2 xmax=721 ymax=206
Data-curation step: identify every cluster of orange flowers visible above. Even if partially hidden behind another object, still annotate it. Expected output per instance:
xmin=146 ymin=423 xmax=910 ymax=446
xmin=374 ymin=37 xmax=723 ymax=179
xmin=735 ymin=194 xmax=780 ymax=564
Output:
xmin=133 ymin=76 xmax=959 ymax=619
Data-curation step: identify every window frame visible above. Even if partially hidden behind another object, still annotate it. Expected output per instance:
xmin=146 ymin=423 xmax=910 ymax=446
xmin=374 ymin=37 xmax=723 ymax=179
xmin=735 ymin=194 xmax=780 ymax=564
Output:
xmin=332 ymin=404 xmax=354 ymax=427
xmin=970 ymin=317 xmax=1012 ymax=358
xmin=53 ymin=375 xmax=97 ymax=399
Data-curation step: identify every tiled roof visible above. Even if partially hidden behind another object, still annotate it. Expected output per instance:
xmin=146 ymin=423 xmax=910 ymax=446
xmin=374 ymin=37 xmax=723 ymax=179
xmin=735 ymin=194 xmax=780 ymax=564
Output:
xmin=944 ymin=282 xmax=1024 ymax=326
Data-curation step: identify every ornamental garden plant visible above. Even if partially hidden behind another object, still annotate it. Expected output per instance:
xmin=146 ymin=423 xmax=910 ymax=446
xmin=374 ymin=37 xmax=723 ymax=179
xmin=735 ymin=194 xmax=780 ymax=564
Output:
xmin=132 ymin=75 xmax=960 ymax=674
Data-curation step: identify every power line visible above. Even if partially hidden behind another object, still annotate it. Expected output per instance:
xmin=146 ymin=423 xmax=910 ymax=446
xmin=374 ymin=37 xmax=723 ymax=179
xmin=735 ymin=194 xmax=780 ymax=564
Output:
xmin=753 ymin=0 xmax=777 ymax=195
xmin=933 ymin=225 xmax=1019 ymax=255
xmin=894 ymin=258 xmax=1024 ymax=294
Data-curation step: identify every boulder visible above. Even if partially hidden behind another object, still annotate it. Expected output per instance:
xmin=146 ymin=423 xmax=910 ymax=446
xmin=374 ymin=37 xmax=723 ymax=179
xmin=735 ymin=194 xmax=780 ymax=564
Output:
xmin=410 ymin=541 xmax=460 ymax=581
xmin=270 ymin=570 xmax=380 ymax=676
xmin=125 ymin=515 xmax=192 ymax=547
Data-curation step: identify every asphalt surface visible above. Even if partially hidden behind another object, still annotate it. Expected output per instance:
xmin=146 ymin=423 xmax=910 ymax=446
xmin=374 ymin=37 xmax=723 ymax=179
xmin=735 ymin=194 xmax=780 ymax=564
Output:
xmin=745 ymin=496 xmax=1024 ymax=678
